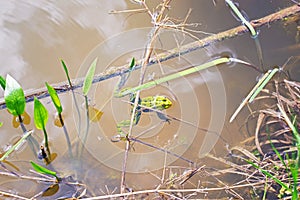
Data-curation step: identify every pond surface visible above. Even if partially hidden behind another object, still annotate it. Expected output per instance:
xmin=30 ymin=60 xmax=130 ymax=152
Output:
xmin=0 ymin=0 xmax=299 ymax=198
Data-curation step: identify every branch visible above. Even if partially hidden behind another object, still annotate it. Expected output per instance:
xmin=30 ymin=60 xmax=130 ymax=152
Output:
xmin=0 ymin=4 xmax=299 ymax=109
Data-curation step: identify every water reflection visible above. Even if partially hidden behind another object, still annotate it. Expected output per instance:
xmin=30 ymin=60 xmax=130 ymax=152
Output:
xmin=0 ymin=0 xmax=127 ymax=92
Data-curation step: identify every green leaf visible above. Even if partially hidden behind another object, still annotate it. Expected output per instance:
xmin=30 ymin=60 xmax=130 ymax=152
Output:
xmin=0 ymin=75 xmax=5 ymax=90
xmin=129 ymin=57 xmax=135 ymax=70
xmin=4 ymin=74 xmax=25 ymax=116
xmin=61 ymin=59 xmax=73 ymax=88
xmin=45 ymin=82 xmax=62 ymax=114
xmin=30 ymin=161 xmax=57 ymax=177
xmin=83 ymin=58 xmax=98 ymax=96
xmin=34 ymin=97 xmax=49 ymax=130
xmin=0 ymin=122 xmax=2 ymax=127
xmin=247 ymin=160 xmax=290 ymax=191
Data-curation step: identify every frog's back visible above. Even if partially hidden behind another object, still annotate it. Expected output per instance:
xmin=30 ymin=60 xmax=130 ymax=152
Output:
xmin=140 ymin=96 xmax=172 ymax=112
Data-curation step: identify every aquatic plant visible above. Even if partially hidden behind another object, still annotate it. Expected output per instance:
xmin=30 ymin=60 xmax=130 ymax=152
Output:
xmin=30 ymin=161 xmax=60 ymax=181
xmin=0 ymin=1 xmax=299 ymax=199
xmin=46 ymin=82 xmax=73 ymax=157
xmin=0 ymin=130 xmax=33 ymax=161
xmin=4 ymin=75 xmax=26 ymax=123
xmin=0 ymin=75 xmax=5 ymax=90
xmin=34 ymin=97 xmax=51 ymax=160
xmin=79 ymin=58 xmax=98 ymax=156
xmin=61 ymin=59 xmax=82 ymax=136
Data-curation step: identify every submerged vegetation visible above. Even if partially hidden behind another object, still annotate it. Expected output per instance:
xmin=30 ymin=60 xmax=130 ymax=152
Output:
xmin=0 ymin=1 xmax=300 ymax=199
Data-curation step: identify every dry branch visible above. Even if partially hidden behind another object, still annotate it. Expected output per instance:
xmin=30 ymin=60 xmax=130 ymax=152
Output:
xmin=0 ymin=4 xmax=300 ymax=109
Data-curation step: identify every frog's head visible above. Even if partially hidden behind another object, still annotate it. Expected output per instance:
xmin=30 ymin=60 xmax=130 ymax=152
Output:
xmin=155 ymin=96 xmax=172 ymax=110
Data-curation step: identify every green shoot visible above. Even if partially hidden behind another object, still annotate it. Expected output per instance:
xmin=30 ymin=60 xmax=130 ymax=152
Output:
xmin=277 ymin=104 xmax=299 ymax=199
xmin=46 ymin=82 xmax=73 ymax=157
xmin=269 ymin=137 xmax=288 ymax=170
xmin=290 ymin=164 xmax=299 ymax=200
xmin=45 ymin=82 xmax=62 ymax=114
xmin=129 ymin=57 xmax=135 ymax=70
xmin=0 ymin=122 xmax=2 ymax=127
xmin=34 ymin=97 xmax=51 ymax=159
xmin=34 ymin=97 xmax=49 ymax=131
xmin=115 ymin=58 xmax=136 ymax=92
xmin=247 ymin=160 xmax=291 ymax=192
xmin=262 ymin=176 xmax=268 ymax=200
xmin=0 ymin=75 xmax=5 ymax=90
xmin=61 ymin=59 xmax=73 ymax=88
xmin=266 ymin=123 xmax=288 ymax=170
xmin=60 ymin=59 xmax=81 ymax=140
xmin=278 ymin=104 xmax=300 ymax=143
xmin=30 ymin=161 xmax=60 ymax=181
xmin=278 ymin=104 xmax=300 ymax=158
xmin=4 ymin=74 xmax=25 ymax=116
xmin=78 ymin=58 xmax=98 ymax=157
xmin=0 ymin=130 xmax=33 ymax=161
xmin=82 ymin=58 xmax=98 ymax=96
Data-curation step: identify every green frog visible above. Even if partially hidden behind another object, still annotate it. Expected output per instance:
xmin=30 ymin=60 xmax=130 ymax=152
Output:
xmin=112 ymin=93 xmax=172 ymax=142
xmin=112 ymin=58 xmax=172 ymax=142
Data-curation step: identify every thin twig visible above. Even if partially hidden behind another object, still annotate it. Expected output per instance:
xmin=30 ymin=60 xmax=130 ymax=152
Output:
xmin=120 ymin=0 xmax=172 ymax=193
xmin=79 ymin=180 xmax=268 ymax=200
xmin=0 ymin=190 xmax=31 ymax=200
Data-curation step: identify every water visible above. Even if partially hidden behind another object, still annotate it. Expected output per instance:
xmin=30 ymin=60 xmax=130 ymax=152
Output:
xmin=0 ymin=0 xmax=299 ymax=198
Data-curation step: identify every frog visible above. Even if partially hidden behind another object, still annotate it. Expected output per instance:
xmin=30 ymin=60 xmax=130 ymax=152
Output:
xmin=111 ymin=92 xmax=172 ymax=142
xmin=111 ymin=58 xmax=172 ymax=142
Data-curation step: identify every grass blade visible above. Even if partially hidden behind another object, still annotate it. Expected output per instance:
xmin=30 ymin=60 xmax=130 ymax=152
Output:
xmin=61 ymin=59 xmax=73 ymax=88
xmin=247 ymin=160 xmax=290 ymax=191
xmin=30 ymin=161 xmax=57 ymax=178
xmin=277 ymin=104 xmax=299 ymax=200
xmin=61 ymin=59 xmax=82 ymax=134
xmin=249 ymin=68 xmax=279 ymax=103
xmin=230 ymin=68 xmax=278 ymax=122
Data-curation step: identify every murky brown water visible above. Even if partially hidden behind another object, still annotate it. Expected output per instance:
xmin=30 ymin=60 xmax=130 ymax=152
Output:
xmin=0 ymin=0 xmax=299 ymax=198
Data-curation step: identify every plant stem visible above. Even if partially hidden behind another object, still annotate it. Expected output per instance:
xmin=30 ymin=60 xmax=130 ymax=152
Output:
xmin=17 ymin=114 xmax=40 ymax=158
xmin=78 ymin=95 xmax=90 ymax=158
xmin=42 ymin=127 xmax=51 ymax=160
xmin=0 ymin=130 xmax=33 ymax=161
xmin=18 ymin=115 xmax=27 ymax=133
xmin=116 ymin=57 xmax=248 ymax=97
xmin=59 ymin=113 xmax=73 ymax=158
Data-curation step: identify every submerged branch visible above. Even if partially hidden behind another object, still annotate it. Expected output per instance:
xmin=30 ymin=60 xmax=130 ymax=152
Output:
xmin=0 ymin=4 xmax=299 ymax=109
